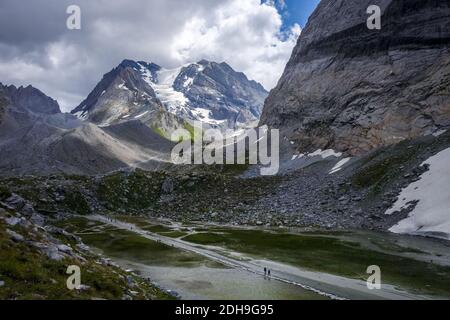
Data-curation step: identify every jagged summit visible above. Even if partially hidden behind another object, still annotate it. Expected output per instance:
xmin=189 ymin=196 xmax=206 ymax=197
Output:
xmin=70 ymin=59 xmax=162 ymax=124
xmin=0 ymin=83 xmax=61 ymax=115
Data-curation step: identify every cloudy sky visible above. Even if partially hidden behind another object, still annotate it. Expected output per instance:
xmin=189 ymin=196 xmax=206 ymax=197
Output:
xmin=0 ymin=0 xmax=320 ymax=111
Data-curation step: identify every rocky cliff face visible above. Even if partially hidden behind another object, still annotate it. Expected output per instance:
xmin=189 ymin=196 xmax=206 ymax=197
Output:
xmin=173 ymin=60 xmax=267 ymax=127
xmin=260 ymin=0 xmax=450 ymax=155
xmin=0 ymin=84 xmax=67 ymax=136
xmin=72 ymin=59 xmax=268 ymax=130
xmin=1 ymin=83 xmax=61 ymax=115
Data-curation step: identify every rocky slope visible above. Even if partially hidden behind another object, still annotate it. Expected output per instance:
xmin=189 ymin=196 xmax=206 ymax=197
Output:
xmin=260 ymin=0 xmax=450 ymax=155
xmin=0 ymin=84 xmax=174 ymax=176
xmin=0 ymin=84 xmax=70 ymax=135
xmin=72 ymin=59 xmax=268 ymax=131
xmin=0 ymin=192 xmax=172 ymax=300
xmin=2 ymin=129 xmax=450 ymax=236
xmin=71 ymin=60 xmax=164 ymax=126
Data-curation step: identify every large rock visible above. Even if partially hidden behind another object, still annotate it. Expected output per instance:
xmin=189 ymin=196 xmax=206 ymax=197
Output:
xmin=6 ymin=229 xmax=24 ymax=242
xmin=260 ymin=0 xmax=450 ymax=155
xmin=4 ymin=194 xmax=26 ymax=211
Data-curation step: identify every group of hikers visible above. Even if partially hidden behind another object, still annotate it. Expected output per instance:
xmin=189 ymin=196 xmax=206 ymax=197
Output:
xmin=263 ymin=267 xmax=272 ymax=279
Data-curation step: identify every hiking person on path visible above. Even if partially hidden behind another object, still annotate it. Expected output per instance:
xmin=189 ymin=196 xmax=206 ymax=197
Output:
xmin=264 ymin=267 xmax=267 ymax=277
xmin=268 ymin=269 xmax=271 ymax=278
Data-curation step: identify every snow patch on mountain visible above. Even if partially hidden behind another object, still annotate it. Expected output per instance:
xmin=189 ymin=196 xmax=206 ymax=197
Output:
xmin=308 ymin=149 xmax=343 ymax=159
xmin=386 ymin=147 xmax=450 ymax=239
xmin=191 ymin=107 xmax=226 ymax=126
xmin=181 ymin=64 xmax=204 ymax=89
xmin=290 ymin=150 xmax=343 ymax=164
xmin=138 ymin=63 xmax=188 ymax=114
xmin=329 ymin=158 xmax=352 ymax=174
xmin=72 ymin=59 xmax=268 ymax=130
xmin=433 ymin=129 xmax=447 ymax=137
xmin=118 ymin=82 xmax=130 ymax=91
xmin=134 ymin=111 xmax=149 ymax=119
xmin=73 ymin=110 xmax=88 ymax=120
xmin=183 ymin=76 xmax=194 ymax=88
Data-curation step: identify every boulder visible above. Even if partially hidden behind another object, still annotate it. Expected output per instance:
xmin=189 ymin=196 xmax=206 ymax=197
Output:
xmin=4 ymin=194 xmax=26 ymax=211
xmin=6 ymin=229 xmax=24 ymax=242
xmin=5 ymin=217 xmax=21 ymax=226
xmin=161 ymin=178 xmax=175 ymax=194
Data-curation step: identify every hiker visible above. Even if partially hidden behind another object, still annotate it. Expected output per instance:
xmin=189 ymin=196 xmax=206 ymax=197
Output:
xmin=268 ymin=269 xmax=271 ymax=278
xmin=264 ymin=267 xmax=267 ymax=276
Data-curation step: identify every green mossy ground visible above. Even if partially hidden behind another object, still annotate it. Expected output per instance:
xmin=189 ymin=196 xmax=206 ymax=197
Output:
xmin=0 ymin=185 xmax=11 ymax=201
xmin=352 ymin=131 xmax=450 ymax=198
xmin=97 ymin=169 xmax=165 ymax=212
xmin=60 ymin=217 xmax=216 ymax=268
xmin=0 ymin=218 xmax=173 ymax=300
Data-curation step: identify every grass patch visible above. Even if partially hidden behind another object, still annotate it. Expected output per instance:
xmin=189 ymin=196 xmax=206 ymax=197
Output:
xmin=115 ymin=216 xmax=175 ymax=234
xmin=61 ymin=218 xmax=209 ymax=268
xmin=161 ymin=231 xmax=189 ymax=238
xmin=61 ymin=191 xmax=91 ymax=215
xmin=0 ymin=185 xmax=11 ymax=201
xmin=352 ymin=143 xmax=420 ymax=194
xmin=151 ymin=125 xmax=168 ymax=139
xmin=351 ymin=132 xmax=450 ymax=198
xmin=80 ymin=229 xmax=206 ymax=267
xmin=96 ymin=170 xmax=165 ymax=212
xmin=0 ymin=220 xmax=171 ymax=300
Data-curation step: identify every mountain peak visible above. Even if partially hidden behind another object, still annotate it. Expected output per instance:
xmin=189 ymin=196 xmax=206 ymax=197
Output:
xmin=197 ymin=59 xmax=211 ymax=66
xmin=72 ymin=58 xmax=268 ymax=129
xmin=119 ymin=59 xmax=140 ymax=69
xmin=1 ymin=83 xmax=60 ymax=115
xmin=118 ymin=59 xmax=161 ymax=72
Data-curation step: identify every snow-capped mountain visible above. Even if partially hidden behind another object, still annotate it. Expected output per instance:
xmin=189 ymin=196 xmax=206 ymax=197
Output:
xmin=71 ymin=59 xmax=268 ymax=133
xmin=71 ymin=60 xmax=163 ymax=126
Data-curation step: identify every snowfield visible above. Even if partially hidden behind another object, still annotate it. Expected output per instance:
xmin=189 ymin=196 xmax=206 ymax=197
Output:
xmin=138 ymin=63 xmax=189 ymax=114
xmin=386 ymin=147 xmax=450 ymax=239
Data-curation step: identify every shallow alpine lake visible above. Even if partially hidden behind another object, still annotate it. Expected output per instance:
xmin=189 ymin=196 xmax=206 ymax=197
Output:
xmin=58 ymin=216 xmax=450 ymax=300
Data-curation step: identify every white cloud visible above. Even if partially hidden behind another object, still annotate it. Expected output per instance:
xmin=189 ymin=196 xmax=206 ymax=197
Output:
xmin=0 ymin=0 xmax=301 ymax=111
xmin=172 ymin=0 xmax=301 ymax=90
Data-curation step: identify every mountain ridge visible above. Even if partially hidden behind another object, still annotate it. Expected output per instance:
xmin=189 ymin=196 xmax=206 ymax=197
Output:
xmin=71 ymin=59 xmax=268 ymax=131
xmin=0 ymin=83 xmax=174 ymax=176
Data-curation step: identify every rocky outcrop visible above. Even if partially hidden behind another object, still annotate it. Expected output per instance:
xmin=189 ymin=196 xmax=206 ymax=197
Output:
xmin=0 ymin=194 xmax=172 ymax=300
xmin=1 ymin=83 xmax=60 ymax=115
xmin=0 ymin=84 xmax=75 ymax=137
xmin=173 ymin=59 xmax=267 ymax=128
xmin=260 ymin=0 xmax=450 ymax=155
